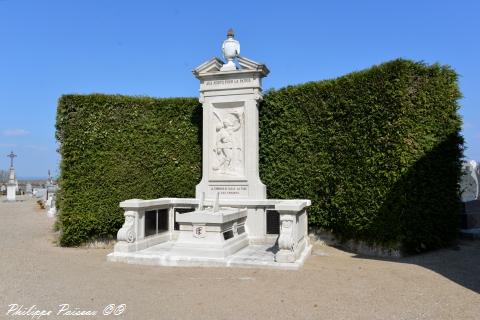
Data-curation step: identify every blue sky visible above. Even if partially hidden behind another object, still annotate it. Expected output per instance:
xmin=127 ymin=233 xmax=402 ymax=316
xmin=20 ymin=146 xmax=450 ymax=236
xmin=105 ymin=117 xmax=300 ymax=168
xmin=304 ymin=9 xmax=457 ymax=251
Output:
xmin=0 ymin=0 xmax=479 ymax=178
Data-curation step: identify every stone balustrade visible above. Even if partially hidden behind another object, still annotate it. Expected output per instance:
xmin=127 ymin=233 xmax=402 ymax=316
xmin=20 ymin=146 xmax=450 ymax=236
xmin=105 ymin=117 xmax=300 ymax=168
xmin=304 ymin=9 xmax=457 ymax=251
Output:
xmin=114 ymin=197 xmax=310 ymax=263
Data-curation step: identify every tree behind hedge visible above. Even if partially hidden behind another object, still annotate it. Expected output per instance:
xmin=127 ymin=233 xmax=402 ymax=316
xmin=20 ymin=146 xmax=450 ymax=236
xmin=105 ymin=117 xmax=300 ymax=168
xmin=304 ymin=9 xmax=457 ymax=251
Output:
xmin=56 ymin=59 xmax=463 ymax=252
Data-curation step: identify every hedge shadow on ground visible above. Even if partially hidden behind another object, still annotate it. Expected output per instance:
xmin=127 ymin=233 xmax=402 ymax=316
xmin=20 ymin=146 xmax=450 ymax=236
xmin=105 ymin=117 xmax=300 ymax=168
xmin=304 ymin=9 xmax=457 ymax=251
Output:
xmin=351 ymin=240 xmax=480 ymax=294
xmin=347 ymin=135 xmax=478 ymax=293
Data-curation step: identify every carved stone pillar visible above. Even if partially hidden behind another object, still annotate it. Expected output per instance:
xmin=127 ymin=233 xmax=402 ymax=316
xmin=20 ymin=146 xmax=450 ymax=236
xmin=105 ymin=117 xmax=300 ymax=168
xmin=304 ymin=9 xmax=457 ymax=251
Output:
xmin=275 ymin=213 xmax=296 ymax=263
xmin=275 ymin=208 xmax=309 ymax=263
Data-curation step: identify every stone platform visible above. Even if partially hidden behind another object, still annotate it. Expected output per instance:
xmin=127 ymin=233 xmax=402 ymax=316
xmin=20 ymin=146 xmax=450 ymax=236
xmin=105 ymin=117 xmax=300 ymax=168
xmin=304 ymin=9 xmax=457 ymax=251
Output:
xmin=108 ymin=242 xmax=312 ymax=270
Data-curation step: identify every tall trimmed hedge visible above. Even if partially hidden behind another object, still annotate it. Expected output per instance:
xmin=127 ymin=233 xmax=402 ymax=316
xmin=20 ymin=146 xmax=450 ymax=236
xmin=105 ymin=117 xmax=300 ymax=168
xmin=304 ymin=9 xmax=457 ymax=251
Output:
xmin=55 ymin=95 xmax=202 ymax=246
xmin=259 ymin=59 xmax=463 ymax=253
xmin=56 ymin=59 xmax=463 ymax=252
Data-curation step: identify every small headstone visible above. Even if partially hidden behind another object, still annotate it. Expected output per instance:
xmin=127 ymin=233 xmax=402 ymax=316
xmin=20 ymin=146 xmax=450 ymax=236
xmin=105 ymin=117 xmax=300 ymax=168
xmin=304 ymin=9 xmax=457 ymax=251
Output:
xmin=26 ymin=183 xmax=33 ymax=195
xmin=33 ymin=188 xmax=47 ymax=199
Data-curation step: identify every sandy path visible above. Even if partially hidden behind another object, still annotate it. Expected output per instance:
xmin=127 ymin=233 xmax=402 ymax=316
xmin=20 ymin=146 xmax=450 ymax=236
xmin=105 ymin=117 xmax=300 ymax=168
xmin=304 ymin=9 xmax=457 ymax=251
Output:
xmin=0 ymin=197 xmax=479 ymax=320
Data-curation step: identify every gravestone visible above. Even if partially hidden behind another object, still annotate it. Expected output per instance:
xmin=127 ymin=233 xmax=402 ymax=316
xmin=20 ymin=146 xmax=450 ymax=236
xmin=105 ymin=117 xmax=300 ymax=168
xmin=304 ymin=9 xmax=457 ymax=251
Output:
xmin=26 ymin=183 xmax=33 ymax=196
xmin=33 ymin=188 xmax=47 ymax=199
xmin=43 ymin=169 xmax=59 ymax=210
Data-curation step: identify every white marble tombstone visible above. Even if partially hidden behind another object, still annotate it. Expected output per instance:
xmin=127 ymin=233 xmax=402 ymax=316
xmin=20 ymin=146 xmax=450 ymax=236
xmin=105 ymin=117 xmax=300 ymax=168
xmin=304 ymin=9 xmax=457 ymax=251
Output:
xmin=460 ymin=160 xmax=479 ymax=202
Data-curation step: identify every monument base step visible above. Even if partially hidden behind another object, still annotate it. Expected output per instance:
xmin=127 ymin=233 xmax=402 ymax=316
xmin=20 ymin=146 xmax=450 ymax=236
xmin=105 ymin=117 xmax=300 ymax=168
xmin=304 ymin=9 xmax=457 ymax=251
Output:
xmin=107 ymin=242 xmax=312 ymax=270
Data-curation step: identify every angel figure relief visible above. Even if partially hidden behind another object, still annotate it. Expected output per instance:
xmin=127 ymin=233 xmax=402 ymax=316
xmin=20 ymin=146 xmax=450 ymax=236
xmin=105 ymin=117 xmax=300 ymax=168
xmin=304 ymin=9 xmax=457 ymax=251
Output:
xmin=212 ymin=110 xmax=244 ymax=177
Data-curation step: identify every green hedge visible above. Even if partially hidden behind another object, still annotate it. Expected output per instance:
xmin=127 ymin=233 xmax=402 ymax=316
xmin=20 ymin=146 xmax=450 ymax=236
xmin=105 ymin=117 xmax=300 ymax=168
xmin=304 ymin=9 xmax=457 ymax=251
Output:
xmin=259 ymin=59 xmax=463 ymax=252
xmin=55 ymin=95 xmax=202 ymax=246
xmin=56 ymin=59 xmax=463 ymax=252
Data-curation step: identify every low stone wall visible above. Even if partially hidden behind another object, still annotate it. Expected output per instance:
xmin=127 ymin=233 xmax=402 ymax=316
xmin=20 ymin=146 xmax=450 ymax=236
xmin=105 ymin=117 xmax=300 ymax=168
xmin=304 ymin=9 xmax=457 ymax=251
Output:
xmin=309 ymin=228 xmax=402 ymax=258
xmin=112 ymin=197 xmax=311 ymax=266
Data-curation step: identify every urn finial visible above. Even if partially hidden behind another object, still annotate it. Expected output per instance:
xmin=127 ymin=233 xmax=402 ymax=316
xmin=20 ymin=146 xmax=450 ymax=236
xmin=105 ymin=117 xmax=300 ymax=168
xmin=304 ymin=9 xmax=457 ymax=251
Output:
xmin=220 ymin=28 xmax=240 ymax=71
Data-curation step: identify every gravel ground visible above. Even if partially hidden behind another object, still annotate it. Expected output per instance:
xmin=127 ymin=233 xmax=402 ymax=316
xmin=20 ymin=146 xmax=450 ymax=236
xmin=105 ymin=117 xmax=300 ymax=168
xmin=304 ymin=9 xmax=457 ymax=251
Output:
xmin=1 ymin=196 xmax=479 ymax=320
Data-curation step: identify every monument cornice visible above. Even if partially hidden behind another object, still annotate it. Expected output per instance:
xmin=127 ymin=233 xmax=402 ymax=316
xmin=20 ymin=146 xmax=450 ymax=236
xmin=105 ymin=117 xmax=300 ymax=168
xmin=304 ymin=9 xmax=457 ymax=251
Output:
xmin=193 ymin=56 xmax=269 ymax=79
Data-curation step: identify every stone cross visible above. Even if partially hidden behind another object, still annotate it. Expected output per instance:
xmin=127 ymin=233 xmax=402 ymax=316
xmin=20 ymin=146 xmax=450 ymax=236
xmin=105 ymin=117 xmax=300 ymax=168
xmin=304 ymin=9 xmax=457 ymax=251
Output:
xmin=7 ymin=151 xmax=17 ymax=168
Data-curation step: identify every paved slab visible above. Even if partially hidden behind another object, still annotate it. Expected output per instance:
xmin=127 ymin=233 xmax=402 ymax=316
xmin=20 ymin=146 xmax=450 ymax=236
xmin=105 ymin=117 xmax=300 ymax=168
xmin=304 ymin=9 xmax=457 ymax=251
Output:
xmin=1 ymin=196 xmax=479 ymax=319
xmin=108 ymin=242 xmax=311 ymax=270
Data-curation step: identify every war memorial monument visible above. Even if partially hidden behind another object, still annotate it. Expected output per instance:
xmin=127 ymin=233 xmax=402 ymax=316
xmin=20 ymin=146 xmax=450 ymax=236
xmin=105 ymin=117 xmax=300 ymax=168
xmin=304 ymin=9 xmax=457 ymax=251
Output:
xmin=108 ymin=30 xmax=311 ymax=269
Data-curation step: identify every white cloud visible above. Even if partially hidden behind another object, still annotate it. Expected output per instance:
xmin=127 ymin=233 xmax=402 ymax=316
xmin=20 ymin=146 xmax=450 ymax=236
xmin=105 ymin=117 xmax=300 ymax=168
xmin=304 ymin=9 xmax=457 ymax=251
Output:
xmin=3 ymin=129 xmax=30 ymax=136
xmin=0 ymin=143 xmax=17 ymax=147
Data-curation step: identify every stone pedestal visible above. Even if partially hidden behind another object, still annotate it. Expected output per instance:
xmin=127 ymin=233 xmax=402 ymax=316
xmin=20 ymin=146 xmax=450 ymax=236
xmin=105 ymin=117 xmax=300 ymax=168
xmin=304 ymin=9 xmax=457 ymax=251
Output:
xmin=275 ymin=208 xmax=309 ymax=263
xmin=6 ymin=184 xmax=16 ymax=201
xmin=6 ymin=165 xmax=16 ymax=201
xmin=193 ymin=56 xmax=269 ymax=200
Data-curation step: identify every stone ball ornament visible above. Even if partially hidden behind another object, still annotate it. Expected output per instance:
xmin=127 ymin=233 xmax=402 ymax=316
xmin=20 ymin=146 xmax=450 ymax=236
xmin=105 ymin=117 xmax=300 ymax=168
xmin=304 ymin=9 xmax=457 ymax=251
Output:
xmin=220 ymin=28 xmax=240 ymax=71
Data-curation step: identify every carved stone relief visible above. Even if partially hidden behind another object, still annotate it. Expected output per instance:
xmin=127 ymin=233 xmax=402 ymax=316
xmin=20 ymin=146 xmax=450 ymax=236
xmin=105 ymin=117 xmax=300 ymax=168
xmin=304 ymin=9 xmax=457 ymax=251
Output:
xmin=210 ymin=104 xmax=245 ymax=179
